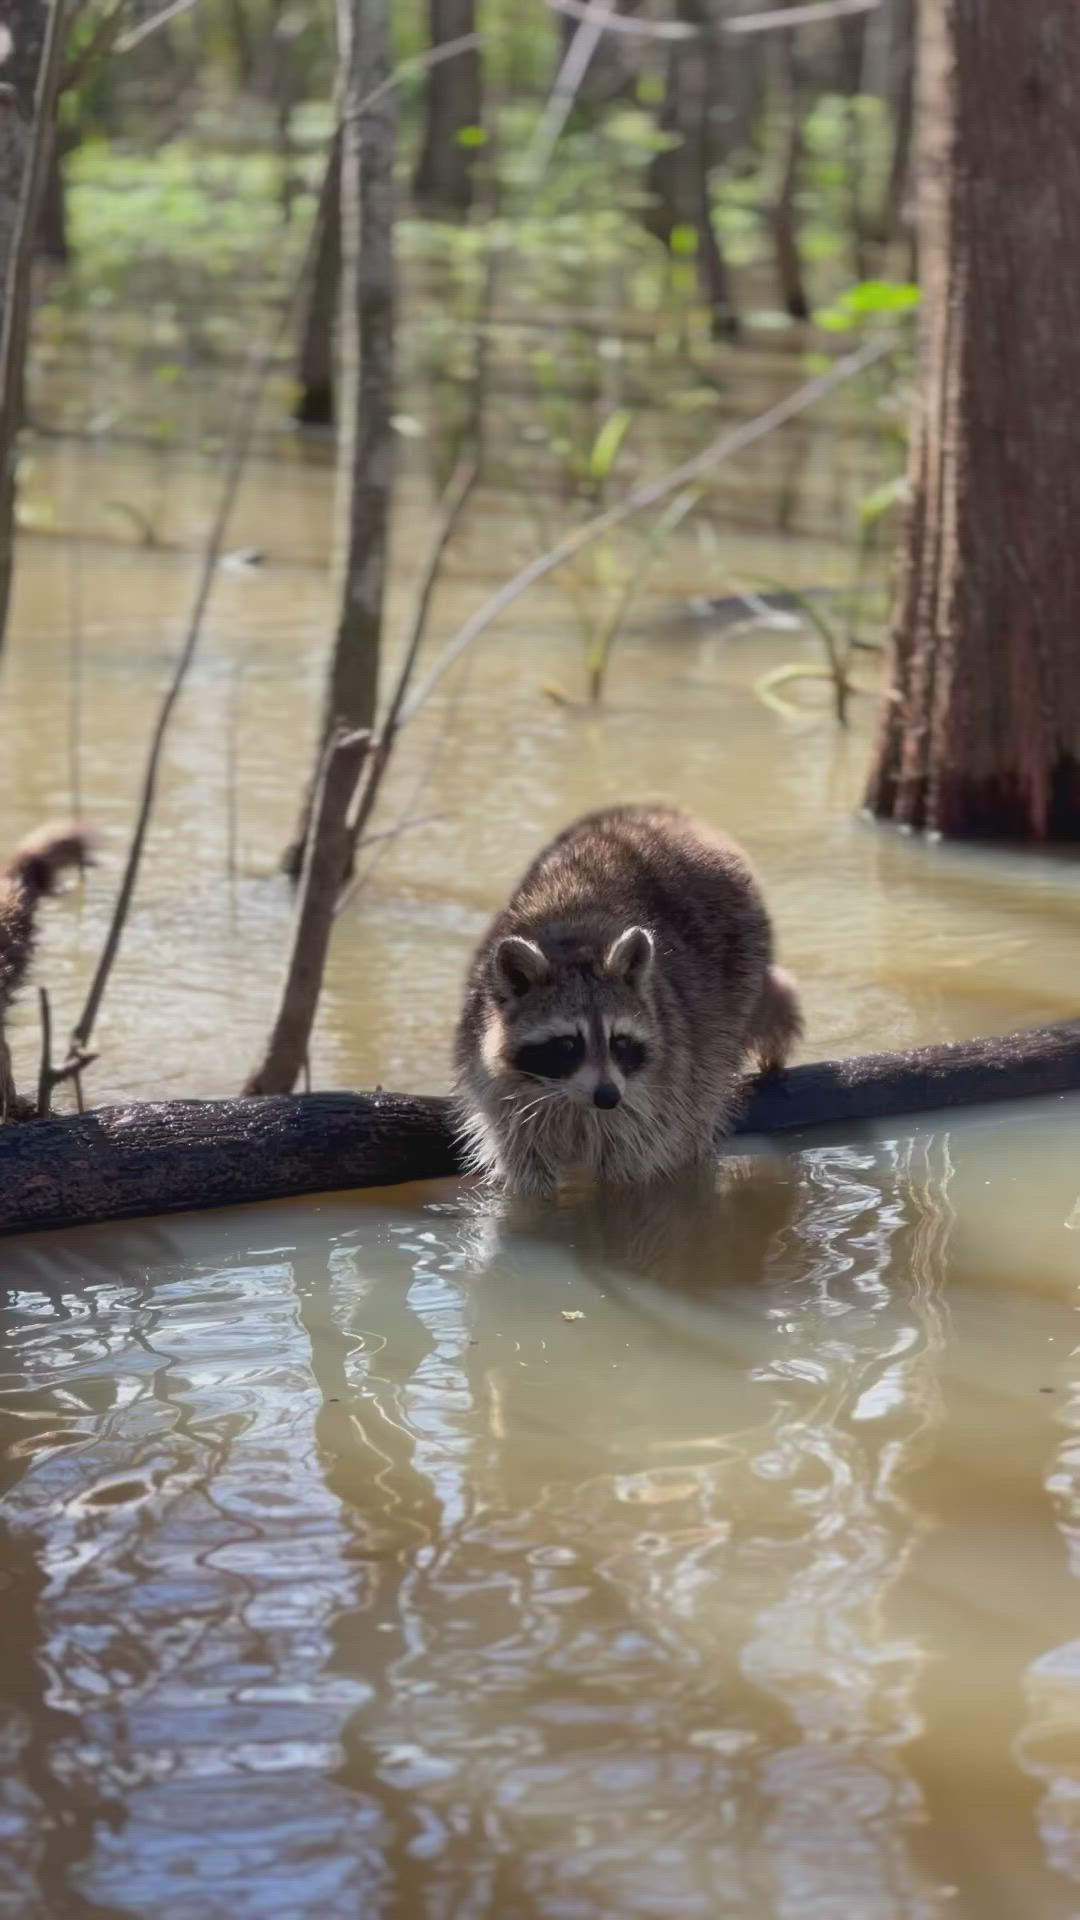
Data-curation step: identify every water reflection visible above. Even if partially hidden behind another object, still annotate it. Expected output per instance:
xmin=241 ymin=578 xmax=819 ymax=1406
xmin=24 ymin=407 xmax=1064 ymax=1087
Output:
xmin=1 ymin=1107 xmax=1079 ymax=1916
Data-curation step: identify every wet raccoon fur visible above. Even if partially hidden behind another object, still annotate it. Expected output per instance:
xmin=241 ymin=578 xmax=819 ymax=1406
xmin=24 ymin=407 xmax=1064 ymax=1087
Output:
xmin=454 ymin=804 xmax=801 ymax=1195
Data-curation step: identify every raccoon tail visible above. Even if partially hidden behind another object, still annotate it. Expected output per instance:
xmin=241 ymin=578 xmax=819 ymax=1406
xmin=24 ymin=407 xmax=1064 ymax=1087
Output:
xmin=0 ymin=822 xmax=95 ymax=1010
xmin=746 ymin=963 xmax=803 ymax=1076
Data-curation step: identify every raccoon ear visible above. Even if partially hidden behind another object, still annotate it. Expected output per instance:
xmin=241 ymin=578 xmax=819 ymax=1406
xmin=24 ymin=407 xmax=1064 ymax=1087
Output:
xmin=604 ymin=925 xmax=654 ymax=990
xmin=492 ymin=935 xmax=551 ymax=1000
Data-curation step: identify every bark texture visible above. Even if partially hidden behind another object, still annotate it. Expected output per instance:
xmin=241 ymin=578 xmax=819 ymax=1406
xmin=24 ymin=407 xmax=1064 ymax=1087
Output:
xmin=0 ymin=1023 xmax=1077 ymax=1238
xmin=865 ymin=0 xmax=1080 ymax=839
xmin=413 ymin=0 xmax=482 ymax=215
xmin=246 ymin=729 xmax=369 ymax=1095
xmin=286 ymin=0 xmax=396 ymax=871
xmin=294 ymin=129 xmax=340 ymax=425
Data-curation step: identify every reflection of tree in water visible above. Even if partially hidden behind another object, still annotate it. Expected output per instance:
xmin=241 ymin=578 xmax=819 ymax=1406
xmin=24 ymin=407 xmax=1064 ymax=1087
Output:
xmin=313 ymin=1143 xmax=957 ymax=1919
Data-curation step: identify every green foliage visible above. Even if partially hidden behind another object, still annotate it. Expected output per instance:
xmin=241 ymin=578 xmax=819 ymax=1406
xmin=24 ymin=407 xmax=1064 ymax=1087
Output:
xmin=816 ymin=279 xmax=921 ymax=333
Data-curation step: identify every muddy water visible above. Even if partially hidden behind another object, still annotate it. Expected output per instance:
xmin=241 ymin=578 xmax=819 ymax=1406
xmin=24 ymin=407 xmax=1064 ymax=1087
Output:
xmin=2 ymin=1099 xmax=1080 ymax=1918
xmin=3 ymin=355 xmax=1078 ymax=1105
xmin=3 ymin=335 xmax=1080 ymax=1917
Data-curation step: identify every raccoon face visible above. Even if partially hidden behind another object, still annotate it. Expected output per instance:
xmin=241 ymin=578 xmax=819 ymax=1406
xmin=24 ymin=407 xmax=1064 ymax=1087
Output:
xmin=486 ymin=927 xmax=656 ymax=1109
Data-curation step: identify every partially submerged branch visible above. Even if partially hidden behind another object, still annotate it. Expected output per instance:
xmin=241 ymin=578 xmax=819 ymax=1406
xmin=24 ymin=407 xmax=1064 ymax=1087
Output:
xmin=1 ymin=1022 xmax=1078 ymax=1239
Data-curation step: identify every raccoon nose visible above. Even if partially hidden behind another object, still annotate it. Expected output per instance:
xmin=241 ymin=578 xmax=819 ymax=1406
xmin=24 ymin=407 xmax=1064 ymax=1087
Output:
xmin=593 ymin=1080 xmax=621 ymax=1110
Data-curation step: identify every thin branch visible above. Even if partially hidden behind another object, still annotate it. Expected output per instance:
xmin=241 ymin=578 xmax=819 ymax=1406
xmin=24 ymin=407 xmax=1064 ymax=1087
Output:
xmin=526 ymin=0 xmax=606 ymax=180
xmin=35 ymin=987 xmax=51 ymax=1118
xmin=115 ymin=0 xmax=201 ymax=53
xmin=351 ymin=30 xmax=484 ymax=122
xmin=63 ymin=0 xmax=129 ymax=94
xmin=341 ymin=450 xmax=478 ymax=878
xmin=543 ymin=0 xmax=696 ymax=42
xmin=401 ymin=337 xmax=894 ymax=727
xmin=337 ymin=182 xmax=500 ymax=895
xmin=724 ymin=0 xmax=879 ymax=33
xmin=69 ymin=220 xmax=319 ymax=1058
xmin=37 ymin=987 xmax=96 ymax=1117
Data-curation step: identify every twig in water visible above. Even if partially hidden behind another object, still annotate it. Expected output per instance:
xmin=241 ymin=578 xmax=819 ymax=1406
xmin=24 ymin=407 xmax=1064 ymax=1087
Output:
xmin=66 ymin=536 xmax=84 ymax=820
xmin=37 ymin=988 xmax=96 ymax=1117
xmin=400 ymin=337 xmax=895 ymax=728
xmin=225 ymin=661 xmax=242 ymax=888
xmin=245 ymin=728 xmax=370 ymax=1096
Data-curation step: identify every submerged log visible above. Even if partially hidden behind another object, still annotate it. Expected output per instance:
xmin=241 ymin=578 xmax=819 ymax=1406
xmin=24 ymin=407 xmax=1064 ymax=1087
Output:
xmin=0 ymin=1022 xmax=1078 ymax=1239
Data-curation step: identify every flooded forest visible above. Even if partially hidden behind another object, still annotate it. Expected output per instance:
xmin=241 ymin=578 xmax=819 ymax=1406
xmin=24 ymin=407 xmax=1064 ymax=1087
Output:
xmin=1 ymin=2 xmax=1080 ymax=1917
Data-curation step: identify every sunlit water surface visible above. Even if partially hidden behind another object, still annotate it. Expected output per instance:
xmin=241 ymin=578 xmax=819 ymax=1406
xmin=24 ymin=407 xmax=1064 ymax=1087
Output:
xmin=3 ymin=1100 xmax=1080 ymax=1918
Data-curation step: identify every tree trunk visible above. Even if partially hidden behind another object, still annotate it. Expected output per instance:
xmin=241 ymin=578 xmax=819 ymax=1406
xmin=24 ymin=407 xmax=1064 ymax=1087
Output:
xmin=246 ymin=729 xmax=369 ymax=1095
xmin=294 ymin=128 xmax=341 ymax=425
xmin=645 ymin=2 xmax=738 ymax=337
xmin=285 ymin=0 xmax=396 ymax=873
xmin=413 ymin=0 xmax=482 ymax=216
xmin=865 ymin=0 xmax=1080 ymax=840
xmin=770 ymin=32 xmax=810 ymax=320
xmin=0 ymin=1023 xmax=1077 ymax=1238
xmin=0 ymin=0 xmax=66 ymax=652
xmin=37 ymin=140 xmax=67 ymax=263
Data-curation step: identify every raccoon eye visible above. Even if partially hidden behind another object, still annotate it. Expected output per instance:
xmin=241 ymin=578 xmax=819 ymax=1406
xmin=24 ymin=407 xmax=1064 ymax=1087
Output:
xmin=610 ymin=1032 xmax=647 ymax=1075
xmin=512 ymin=1033 xmax=585 ymax=1080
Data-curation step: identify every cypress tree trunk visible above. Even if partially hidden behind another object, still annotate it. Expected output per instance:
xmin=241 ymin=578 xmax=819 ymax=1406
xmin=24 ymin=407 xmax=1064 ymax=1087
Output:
xmin=413 ymin=0 xmax=481 ymax=215
xmin=865 ymin=0 xmax=1080 ymax=840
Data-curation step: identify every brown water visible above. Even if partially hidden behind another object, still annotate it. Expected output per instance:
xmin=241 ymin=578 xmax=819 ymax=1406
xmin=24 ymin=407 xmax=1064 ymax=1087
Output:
xmin=3 ymin=1099 xmax=1080 ymax=1918
xmin=3 ymin=389 xmax=1078 ymax=1106
xmin=3 ymin=323 xmax=1080 ymax=1917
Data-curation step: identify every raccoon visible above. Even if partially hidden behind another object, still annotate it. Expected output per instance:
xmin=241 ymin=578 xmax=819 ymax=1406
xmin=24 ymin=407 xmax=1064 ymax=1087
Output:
xmin=454 ymin=804 xmax=801 ymax=1195
xmin=0 ymin=821 xmax=94 ymax=1010
xmin=0 ymin=822 xmax=95 ymax=1115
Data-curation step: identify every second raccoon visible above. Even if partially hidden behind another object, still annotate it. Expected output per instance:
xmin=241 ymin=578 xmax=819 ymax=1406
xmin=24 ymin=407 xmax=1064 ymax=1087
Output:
xmin=454 ymin=804 xmax=801 ymax=1194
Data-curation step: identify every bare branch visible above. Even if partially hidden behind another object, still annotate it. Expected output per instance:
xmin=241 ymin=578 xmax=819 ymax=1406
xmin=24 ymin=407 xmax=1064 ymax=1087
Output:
xmin=353 ymin=30 xmax=484 ymax=122
xmin=724 ymin=0 xmax=879 ymax=35
xmin=337 ymin=449 xmax=478 ymax=906
xmin=36 ymin=986 xmax=51 ymax=1116
xmin=245 ymin=728 xmax=370 ymax=1096
xmin=543 ymin=0 xmax=696 ymax=42
xmin=116 ymin=0 xmax=201 ymax=53
xmin=401 ymin=337 xmax=894 ymax=726
xmin=526 ymin=0 xmax=606 ymax=180
xmin=68 ymin=210 xmax=322 ymax=1059
xmin=63 ymin=0 xmax=129 ymax=93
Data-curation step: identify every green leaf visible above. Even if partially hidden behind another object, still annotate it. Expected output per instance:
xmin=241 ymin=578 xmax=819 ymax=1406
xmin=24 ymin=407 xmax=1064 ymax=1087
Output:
xmin=455 ymin=125 xmax=488 ymax=148
xmin=859 ymin=474 xmax=908 ymax=525
xmin=587 ymin=408 xmax=633 ymax=483
xmin=843 ymin=278 xmax=920 ymax=315
xmin=670 ymin=224 xmax=699 ymax=258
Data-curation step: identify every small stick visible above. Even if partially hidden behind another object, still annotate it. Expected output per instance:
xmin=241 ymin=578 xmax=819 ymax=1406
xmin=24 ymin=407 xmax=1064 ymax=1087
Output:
xmin=225 ymin=660 xmax=242 ymax=888
xmin=36 ymin=987 xmax=52 ymax=1118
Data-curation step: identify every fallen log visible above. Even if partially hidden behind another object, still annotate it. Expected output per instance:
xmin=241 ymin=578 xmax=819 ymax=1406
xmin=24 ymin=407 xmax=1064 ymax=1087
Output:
xmin=1 ymin=1020 xmax=1078 ymax=1239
